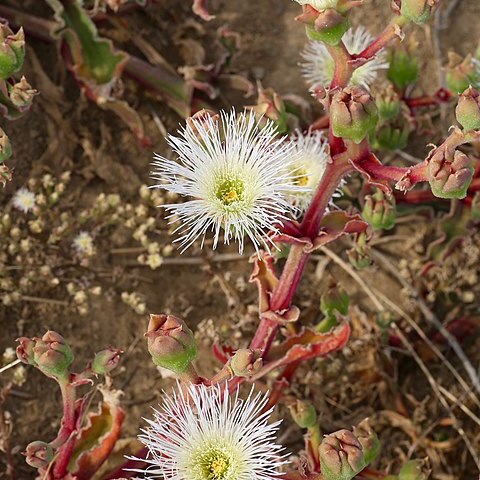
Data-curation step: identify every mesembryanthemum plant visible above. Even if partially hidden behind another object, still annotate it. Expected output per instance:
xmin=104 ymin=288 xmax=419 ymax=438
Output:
xmin=135 ymin=383 xmax=286 ymax=480
xmin=151 ymin=109 xmax=306 ymax=253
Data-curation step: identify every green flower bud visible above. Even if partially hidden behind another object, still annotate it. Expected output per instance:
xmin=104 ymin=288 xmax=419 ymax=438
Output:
xmin=32 ymin=331 xmax=74 ymax=380
xmin=446 ymin=52 xmax=480 ymax=94
xmin=377 ymin=86 xmax=401 ymax=121
xmin=320 ymin=429 xmax=366 ymax=480
xmin=0 ymin=128 xmax=12 ymax=163
xmin=456 ymin=87 xmax=480 ymax=131
xmin=387 ymin=40 xmax=418 ymax=90
xmin=8 ymin=76 xmax=37 ymax=110
xmin=352 ymin=418 xmax=379 ymax=465
xmin=145 ymin=314 xmax=197 ymax=374
xmin=428 ymin=147 xmax=473 ymax=199
xmin=296 ymin=6 xmax=349 ymax=46
xmin=373 ymin=121 xmax=410 ymax=151
xmin=400 ymin=0 xmax=439 ymax=24
xmin=229 ymin=348 xmax=263 ymax=377
xmin=289 ymin=400 xmax=317 ymax=429
xmin=330 ymin=86 xmax=378 ymax=144
xmin=362 ymin=189 xmax=396 ymax=230
xmin=91 ymin=346 xmax=122 ymax=375
xmin=399 ymin=460 xmax=429 ymax=480
xmin=320 ymin=284 xmax=349 ymax=318
xmin=25 ymin=441 xmax=54 ymax=469
xmin=0 ymin=25 xmax=25 ymax=80
xmin=346 ymin=232 xmax=371 ymax=269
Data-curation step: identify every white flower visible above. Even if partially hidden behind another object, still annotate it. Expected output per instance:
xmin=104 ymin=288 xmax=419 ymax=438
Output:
xmin=300 ymin=26 xmax=388 ymax=89
xmin=285 ymin=130 xmax=329 ymax=213
xmin=12 ymin=188 xmax=36 ymax=213
xmin=73 ymin=231 xmax=95 ymax=256
xmin=151 ymin=110 xmax=304 ymax=254
xmin=135 ymin=383 xmax=286 ymax=480
xmin=293 ymin=0 xmax=339 ymax=9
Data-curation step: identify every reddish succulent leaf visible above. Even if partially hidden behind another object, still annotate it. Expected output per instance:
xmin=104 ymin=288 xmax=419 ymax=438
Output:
xmin=192 ymin=0 xmax=215 ymax=21
xmin=70 ymin=389 xmax=125 ymax=480
xmin=249 ymin=253 xmax=279 ymax=313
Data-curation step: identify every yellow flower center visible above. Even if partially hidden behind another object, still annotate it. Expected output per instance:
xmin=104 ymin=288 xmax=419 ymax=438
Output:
xmin=197 ymin=447 xmax=232 ymax=480
xmin=215 ymin=177 xmax=245 ymax=206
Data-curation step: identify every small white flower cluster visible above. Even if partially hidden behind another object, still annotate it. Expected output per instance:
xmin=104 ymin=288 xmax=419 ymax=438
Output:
xmin=300 ymin=26 xmax=388 ymax=89
xmin=134 ymin=383 xmax=286 ymax=480
xmin=151 ymin=110 xmax=329 ymax=254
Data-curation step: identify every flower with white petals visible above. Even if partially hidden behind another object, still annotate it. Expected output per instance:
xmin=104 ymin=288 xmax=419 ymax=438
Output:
xmin=300 ymin=26 xmax=388 ymax=89
xmin=12 ymin=188 xmax=36 ymax=213
xmin=135 ymin=383 xmax=286 ymax=480
xmin=73 ymin=232 xmax=95 ymax=257
xmin=285 ymin=130 xmax=329 ymax=213
xmin=293 ymin=0 xmax=339 ymax=9
xmin=151 ymin=110 xmax=304 ymax=254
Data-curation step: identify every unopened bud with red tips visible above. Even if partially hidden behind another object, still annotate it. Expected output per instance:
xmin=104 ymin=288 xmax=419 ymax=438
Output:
xmin=362 ymin=189 xmax=396 ymax=230
xmin=229 ymin=348 xmax=263 ymax=377
xmin=8 ymin=76 xmax=37 ymax=111
xmin=289 ymin=399 xmax=317 ymax=429
xmin=91 ymin=347 xmax=122 ymax=375
xmin=427 ymin=147 xmax=473 ymax=199
xmin=456 ymin=87 xmax=480 ymax=132
xmin=330 ymin=86 xmax=378 ymax=144
xmin=400 ymin=0 xmax=439 ymax=24
xmin=16 ymin=337 xmax=36 ymax=365
xmin=246 ymin=84 xmax=288 ymax=134
xmin=320 ymin=284 xmax=349 ymax=318
xmin=0 ymin=128 xmax=12 ymax=163
xmin=387 ymin=38 xmax=419 ymax=90
xmin=145 ymin=314 xmax=197 ymax=374
xmin=295 ymin=5 xmax=349 ymax=46
xmin=398 ymin=460 xmax=429 ymax=480
xmin=0 ymin=25 xmax=25 ymax=80
xmin=31 ymin=331 xmax=74 ymax=379
xmin=446 ymin=52 xmax=480 ymax=94
xmin=319 ymin=429 xmax=365 ymax=480
xmin=352 ymin=418 xmax=379 ymax=465
xmin=25 ymin=441 xmax=54 ymax=469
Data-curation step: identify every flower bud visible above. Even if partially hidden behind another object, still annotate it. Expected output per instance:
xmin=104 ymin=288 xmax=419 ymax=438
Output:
xmin=0 ymin=128 xmax=12 ymax=163
xmin=446 ymin=52 xmax=479 ymax=94
xmin=31 ymin=331 xmax=74 ymax=379
xmin=229 ymin=348 xmax=263 ymax=377
xmin=16 ymin=337 xmax=36 ymax=365
xmin=296 ymin=5 xmax=349 ymax=46
xmin=145 ymin=314 xmax=197 ymax=374
xmin=25 ymin=441 xmax=54 ymax=469
xmin=352 ymin=418 xmax=379 ymax=465
xmin=320 ymin=284 xmax=349 ymax=318
xmin=400 ymin=0 xmax=439 ymax=24
xmin=289 ymin=399 xmax=317 ymax=429
xmin=246 ymin=85 xmax=288 ymax=134
xmin=455 ymin=87 xmax=480 ymax=131
xmin=387 ymin=39 xmax=418 ymax=90
xmin=8 ymin=76 xmax=37 ymax=110
xmin=362 ymin=189 xmax=396 ymax=230
xmin=186 ymin=109 xmax=219 ymax=138
xmin=398 ymin=460 xmax=428 ymax=480
xmin=91 ymin=347 xmax=123 ymax=375
xmin=346 ymin=232 xmax=371 ymax=269
xmin=0 ymin=25 xmax=25 ymax=80
xmin=373 ymin=120 xmax=410 ymax=151
xmin=377 ymin=86 xmax=401 ymax=121
xmin=428 ymin=147 xmax=473 ymax=199
xmin=319 ymin=429 xmax=365 ymax=480
xmin=330 ymin=86 xmax=378 ymax=144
